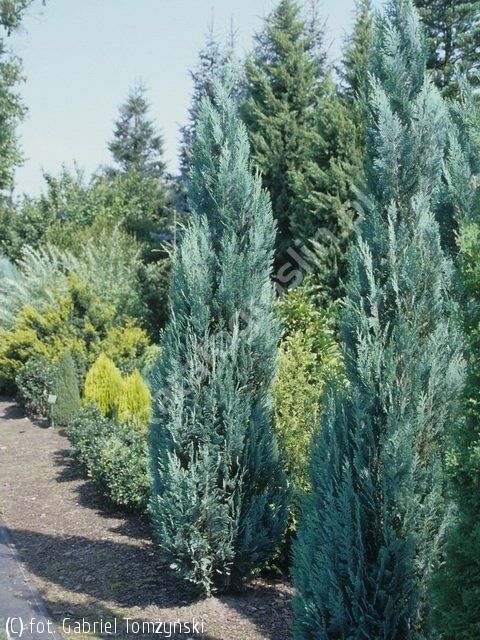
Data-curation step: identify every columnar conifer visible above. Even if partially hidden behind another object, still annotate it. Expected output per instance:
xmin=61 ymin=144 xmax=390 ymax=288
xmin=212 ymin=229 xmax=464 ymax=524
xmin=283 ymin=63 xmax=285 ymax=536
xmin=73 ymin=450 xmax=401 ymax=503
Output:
xmin=149 ymin=79 xmax=288 ymax=596
xmin=292 ymin=1 xmax=464 ymax=637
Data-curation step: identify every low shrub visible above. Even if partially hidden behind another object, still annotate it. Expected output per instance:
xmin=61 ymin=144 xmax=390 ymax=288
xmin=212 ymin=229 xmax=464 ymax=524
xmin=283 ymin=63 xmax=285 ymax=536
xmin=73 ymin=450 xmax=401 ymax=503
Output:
xmin=83 ymin=354 xmax=123 ymax=417
xmin=100 ymin=321 xmax=150 ymax=374
xmin=83 ymin=354 xmax=152 ymax=427
xmin=118 ymin=370 xmax=151 ymax=429
xmin=68 ymin=404 xmax=150 ymax=511
xmin=15 ymin=356 xmax=57 ymax=417
xmin=0 ymin=275 xmax=149 ymax=393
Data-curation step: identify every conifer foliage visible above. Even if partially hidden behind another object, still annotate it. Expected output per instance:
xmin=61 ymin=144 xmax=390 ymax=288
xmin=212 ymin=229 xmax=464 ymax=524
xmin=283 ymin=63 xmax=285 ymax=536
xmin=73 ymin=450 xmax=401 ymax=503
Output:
xmin=292 ymin=1 xmax=464 ymax=638
xmin=243 ymin=0 xmax=363 ymax=302
xmin=432 ymin=80 xmax=480 ymax=640
xmin=149 ymin=79 xmax=288 ymax=596
xmin=414 ymin=0 xmax=480 ymax=97
xmin=242 ymin=0 xmax=322 ymax=269
xmin=109 ymin=81 xmax=165 ymax=177
xmin=179 ymin=24 xmax=240 ymax=181
xmin=341 ymin=0 xmax=374 ymax=101
xmin=51 ymin=350 xmax=81 ymax=427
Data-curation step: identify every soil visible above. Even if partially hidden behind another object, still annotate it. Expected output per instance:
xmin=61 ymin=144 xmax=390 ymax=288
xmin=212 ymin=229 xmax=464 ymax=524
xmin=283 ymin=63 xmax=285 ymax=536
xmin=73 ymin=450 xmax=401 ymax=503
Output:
xmin=0 ymin=399 xmax=293 ymax=640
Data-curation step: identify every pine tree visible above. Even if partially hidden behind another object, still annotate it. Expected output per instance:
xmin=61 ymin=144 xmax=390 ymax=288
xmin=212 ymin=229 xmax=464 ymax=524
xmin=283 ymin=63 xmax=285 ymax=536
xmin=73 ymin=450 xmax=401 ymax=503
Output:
xmin=292 ymin=1 xmax=464 ymax=638
xmin=149 ymin=79 xmax=288 ymax=596
xmin=242 ymin=0 xmax=323 ymax=271
xmin=414 ymin=0 xmax=480 ymax=97
xmin=51 ymin=350 xmax=81 ymax=427
xmin=108 ymin=81 xmax=165 ymax=177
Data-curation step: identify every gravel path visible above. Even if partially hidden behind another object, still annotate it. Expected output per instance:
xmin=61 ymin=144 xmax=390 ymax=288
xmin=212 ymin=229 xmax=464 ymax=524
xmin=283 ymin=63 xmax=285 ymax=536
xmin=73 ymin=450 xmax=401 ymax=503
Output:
xmin=0 ymin=399 xmax=293 ymax=640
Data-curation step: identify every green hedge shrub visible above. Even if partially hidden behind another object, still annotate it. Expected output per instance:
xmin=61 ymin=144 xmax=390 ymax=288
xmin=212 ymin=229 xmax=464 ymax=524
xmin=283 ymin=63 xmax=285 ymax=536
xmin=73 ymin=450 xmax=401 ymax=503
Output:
xmin=83 ymin=354 xmax=151 ymax=427
xmin=68 ymin=404 xmax=150 ymax=511
xmin=15 ymin=356 xmax=57 ymax=417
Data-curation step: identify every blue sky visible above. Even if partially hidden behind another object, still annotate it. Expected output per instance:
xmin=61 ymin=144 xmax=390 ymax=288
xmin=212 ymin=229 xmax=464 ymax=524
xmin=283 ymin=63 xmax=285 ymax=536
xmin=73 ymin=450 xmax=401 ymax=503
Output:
xmin=10 ymin=0 xmax=380 ymax=195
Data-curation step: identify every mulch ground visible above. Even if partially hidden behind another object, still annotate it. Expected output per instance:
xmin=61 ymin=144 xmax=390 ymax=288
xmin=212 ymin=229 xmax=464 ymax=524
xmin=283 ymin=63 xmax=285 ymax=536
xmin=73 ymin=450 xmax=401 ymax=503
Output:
xmin=0 ymin=399 xmax=293 ymax=640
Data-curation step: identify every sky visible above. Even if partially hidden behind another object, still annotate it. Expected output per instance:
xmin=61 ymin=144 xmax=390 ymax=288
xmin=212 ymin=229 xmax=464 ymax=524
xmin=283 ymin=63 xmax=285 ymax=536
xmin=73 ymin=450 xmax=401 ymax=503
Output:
xmin=9 ymin=0 xmax=380 ymax=196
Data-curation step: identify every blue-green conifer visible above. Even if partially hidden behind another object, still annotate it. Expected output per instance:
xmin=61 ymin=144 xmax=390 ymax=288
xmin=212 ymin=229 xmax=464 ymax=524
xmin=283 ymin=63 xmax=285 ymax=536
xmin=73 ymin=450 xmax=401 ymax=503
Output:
xmin=149 ymin=78 xmax=288 ymax=596
xmin=292 ymin=2 xmax=464 ymax=637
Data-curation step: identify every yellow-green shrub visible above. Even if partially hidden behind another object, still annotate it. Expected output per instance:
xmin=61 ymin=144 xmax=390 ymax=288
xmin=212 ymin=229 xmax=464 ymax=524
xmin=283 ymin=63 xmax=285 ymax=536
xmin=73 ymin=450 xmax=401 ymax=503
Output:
xmin=273 ymin=289 xmax=343 ymax=502
xmin=118 ymin=370 xmax=151 ymax=429
xmin=83 ymin=354 xmax=152 ymax=427
xmin=0 ymin=301 xmax=85 ymax=392
xmin=0 ymin=275 xmax=150 ymax=393
xmin=99 ymin=321 xmax=150 ymax=373
xmin=83 ymin=354 xmax=123 ymax=417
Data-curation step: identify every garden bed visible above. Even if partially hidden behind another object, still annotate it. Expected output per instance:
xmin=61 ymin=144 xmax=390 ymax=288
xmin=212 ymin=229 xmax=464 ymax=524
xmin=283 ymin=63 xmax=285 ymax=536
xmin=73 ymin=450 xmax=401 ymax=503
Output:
xmin=0 ymin=399 xmax=293 ymax=640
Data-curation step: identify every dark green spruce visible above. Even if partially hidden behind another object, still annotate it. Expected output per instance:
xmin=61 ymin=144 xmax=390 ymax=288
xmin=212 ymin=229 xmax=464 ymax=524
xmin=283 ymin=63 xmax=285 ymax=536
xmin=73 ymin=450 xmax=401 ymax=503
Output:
xmin=414 ymin=0 xmax=480 ymax=97
xmin=243 ymin=0 xmax=363 ymax=303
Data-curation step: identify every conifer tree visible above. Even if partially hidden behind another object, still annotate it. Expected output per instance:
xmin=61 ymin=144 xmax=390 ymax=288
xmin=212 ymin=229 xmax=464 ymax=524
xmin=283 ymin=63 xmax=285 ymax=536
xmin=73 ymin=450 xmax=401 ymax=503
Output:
xmin=290 ymin=74 xmax=364 ymax=302
xmin=51 ymin=350 xmax=81 ymax=427
xmin=179 ymin=23 xmax=240 ymax=181
xmin=242 ymin=0 xmax=323 ymax=270
xmin=341 ymin=0 xmax=374 ymax=101
xmin=243 ymin=0 xmax=363 ymax=302
xmin=108 ymin=81 xmax=165 ymax=177
xmin=149 ymin=79 xmax=288 ymax=596
xmin=414 ymin=0 xmax=480 ymax=97
xmin=432 ymin=79 xmax=480 ymax=640
xmin=107 ymin=83 xmax=173 ymax=339
xmin=83 ymin=354 xmax=123 ymax=418
xmin=118 ymin=369 xmax=151 ymax=429
xmin=292 ymin=2 xmax=464 ymax=638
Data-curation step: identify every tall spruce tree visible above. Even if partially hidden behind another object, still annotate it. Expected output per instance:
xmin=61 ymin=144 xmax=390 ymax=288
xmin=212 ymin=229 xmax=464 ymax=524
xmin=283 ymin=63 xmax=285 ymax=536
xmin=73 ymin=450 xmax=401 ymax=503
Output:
xmin=243 ymin=0 xmax=363 ymax=302
xmin=341 ymin=0 xmax=374 ymax=101
xmin=106 ymin=83 xmax=173 ymax=339
xmin=109 ymin=81 xmax=165 ymax=177
xmin=292 ymin=1 xmax=464 ymax=638
xmin=289 ymin=74 xmax=364 ymax=302
xmin=414 ymin=0 xmax=480 ymax=97
xmin=149 ymin=79 xmax=288 ymax=596
xmin=242 ymin=0 xmax=322 ymax=271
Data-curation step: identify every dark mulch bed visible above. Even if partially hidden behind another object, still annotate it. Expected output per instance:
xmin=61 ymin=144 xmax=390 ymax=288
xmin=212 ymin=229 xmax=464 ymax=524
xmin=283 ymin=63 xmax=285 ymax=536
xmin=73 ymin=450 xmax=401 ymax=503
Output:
xmin=0 ymin=399 xmax=293 ymax=639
